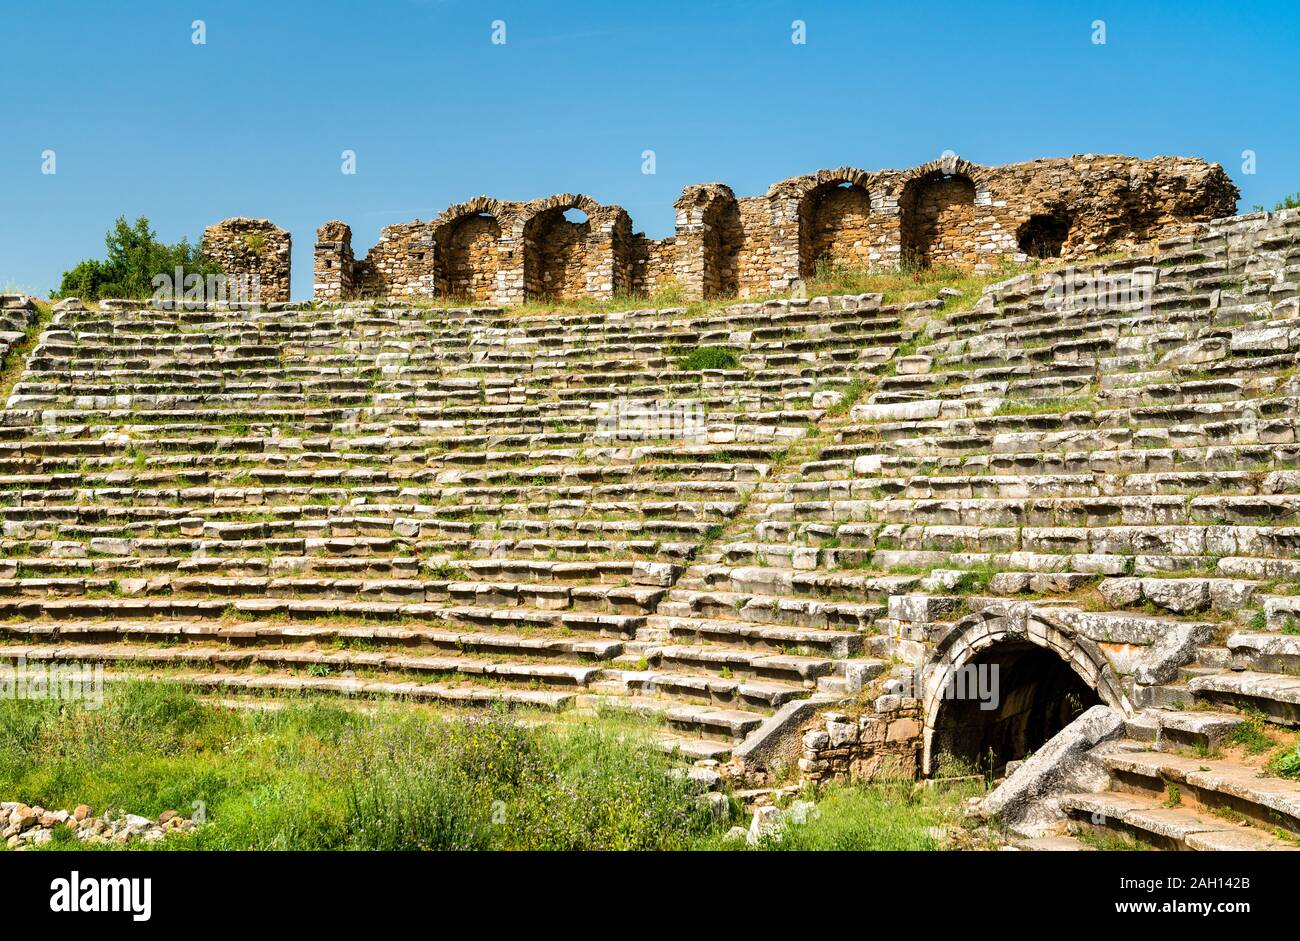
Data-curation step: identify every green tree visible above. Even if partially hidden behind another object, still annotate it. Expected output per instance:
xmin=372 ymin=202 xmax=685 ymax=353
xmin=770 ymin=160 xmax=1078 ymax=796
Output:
xmin=53 ymin=216 xmax=221 ymax=301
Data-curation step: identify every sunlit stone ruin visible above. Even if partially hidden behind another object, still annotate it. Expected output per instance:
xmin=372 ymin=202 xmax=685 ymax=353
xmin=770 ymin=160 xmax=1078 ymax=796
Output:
xmin=6 ymin=151 xmax=1300 ymax=851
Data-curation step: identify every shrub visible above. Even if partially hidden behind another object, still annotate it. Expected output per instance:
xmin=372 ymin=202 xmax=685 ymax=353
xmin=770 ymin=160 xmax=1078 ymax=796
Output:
xmin=677 ymin=346 xmax=740 ymax=371
xmin=53 ymin=216 xmax=221 ymax=301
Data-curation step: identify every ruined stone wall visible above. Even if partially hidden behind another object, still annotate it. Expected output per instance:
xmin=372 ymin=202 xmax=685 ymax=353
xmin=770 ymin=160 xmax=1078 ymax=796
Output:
xmin=313 ymin=221 xmax=354 ymax=302
xmin=437 ymin=214 xmax=500 ymax=302
xmin=804 ymin=182 xmax=875 ymax=274
xmin=356 ymin=222 xmax=437 ymax=300
xmin=799 ymin=700 xmax=922 ymax=784
xmin=631 ymin=235 xmax=677 ymax=296
xmin=201 ymin=218 xmax=291 ymax=303
xmin=735 ymin=197 xmax=774 ymax=297
xmin=289 ymin=153 xmax=1238 ymax=305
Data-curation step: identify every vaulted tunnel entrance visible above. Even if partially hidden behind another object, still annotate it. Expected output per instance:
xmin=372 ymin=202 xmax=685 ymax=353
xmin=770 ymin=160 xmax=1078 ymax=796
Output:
xmin=928 ymin=641 xmax=1102 ymax=776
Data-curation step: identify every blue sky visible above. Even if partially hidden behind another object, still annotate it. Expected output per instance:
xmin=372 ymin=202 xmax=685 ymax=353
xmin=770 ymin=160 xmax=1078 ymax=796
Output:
xmin=1 ymin=0 xmax=1296 ymax=298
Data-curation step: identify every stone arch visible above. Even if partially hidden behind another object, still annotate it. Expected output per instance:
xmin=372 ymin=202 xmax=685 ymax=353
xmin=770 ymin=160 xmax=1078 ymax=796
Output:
xmin=798 ymin=174 xmax=874 ymax=279
xmin=897 ymin=157 xmax=991 ymax=269
xmin=515 ymin=194 xmax=628 ymax=301
xmin=767 ymin=167 xmax=876 ymax=282
xmin=920 ymin=604 xmax=1130 ymax=776
xmin=431 ymin=197 xmax=507 ymax=302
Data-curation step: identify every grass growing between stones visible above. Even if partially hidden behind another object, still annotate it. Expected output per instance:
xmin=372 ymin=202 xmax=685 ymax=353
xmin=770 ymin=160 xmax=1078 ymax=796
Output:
xmin=0 ymin=300 xmax=52 ymax=404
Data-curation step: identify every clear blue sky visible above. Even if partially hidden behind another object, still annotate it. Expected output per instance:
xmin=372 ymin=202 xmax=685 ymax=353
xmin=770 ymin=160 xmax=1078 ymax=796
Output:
xmin=1 ymin=0 xmax=1296 ymax=299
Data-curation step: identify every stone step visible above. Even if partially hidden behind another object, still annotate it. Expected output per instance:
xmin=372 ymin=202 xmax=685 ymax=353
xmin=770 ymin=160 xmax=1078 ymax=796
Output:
xmin=0 ymin=597 xmax=644 ymax=636
xmin=4 ymin=643 xmax=603 ymax=686
xmin=588 ymin=694 xmax=766 ymax=743
xmin=650 ymin=643 xmax=835 ymax=684
xmin=1124 ymin=709 xmax=1243 ymax=750
xmin=1187 ymin=670 xmax=1300 ymax=724
xmin=1102 ymin=748 xmax=1300 ymax=836
xmin=0 ymin=618 xmax=625 ymax=659
xmin=100 ymin=669 xmax=578 ymax=710
xmin=1062 ymin=790 xmax=1299 ymax=851
xmin=658 ymin=588 xmax=882 ymax=630
xmin=647 ymin=614 xmax=866 ymax=658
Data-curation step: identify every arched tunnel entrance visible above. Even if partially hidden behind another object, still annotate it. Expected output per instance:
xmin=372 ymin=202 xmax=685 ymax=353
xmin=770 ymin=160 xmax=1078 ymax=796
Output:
xmin=929 ymin=642 xmax=1102 ymax=776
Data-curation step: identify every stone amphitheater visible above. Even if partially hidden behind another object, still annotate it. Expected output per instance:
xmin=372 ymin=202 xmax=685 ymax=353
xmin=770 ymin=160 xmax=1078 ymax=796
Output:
xmin=4 ymin=156 xmax=1300 ymax=852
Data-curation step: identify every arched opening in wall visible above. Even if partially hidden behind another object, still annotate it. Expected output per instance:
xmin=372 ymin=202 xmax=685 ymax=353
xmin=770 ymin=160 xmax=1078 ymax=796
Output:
xmin=524 ymin=206 xmax=592 ymax=301
xmin=1017 ymin=212 xmax=1073 ymax=259
xmin=439 ymin=213 xmax=501 ymax=302
xmin=899 ymin=172 xmax=977 ymax=270
xmin=799 ymin=181 xmax=873 ymax=280
xmin=929 ymin=642 xmax=1102 ymax=776
xmin=701 ymin=199 xmax=742 ymax=299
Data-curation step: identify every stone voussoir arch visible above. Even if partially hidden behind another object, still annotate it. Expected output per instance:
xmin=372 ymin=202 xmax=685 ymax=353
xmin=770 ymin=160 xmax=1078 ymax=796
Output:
xmin=919 ymin=603 xmax=1132 ymax=775
xmin=512 ymin=193 xmax=631 ymax=301
xmin=894 ymin=155 xmax=994 ymax=204
xmin=428 ymin=196 xmax=517 ymax=303
xmin=430 ymin=195 xmax=514 ymax=239
xmin=674 ymin=183 xmax=738 ymax=226
xmin=510 ymin=192 xmax=619 ymax=239
xmin=766 ymin=166 xmax=876 ymax=202
xmin=764 ymin=167 xmax=879 ymax=290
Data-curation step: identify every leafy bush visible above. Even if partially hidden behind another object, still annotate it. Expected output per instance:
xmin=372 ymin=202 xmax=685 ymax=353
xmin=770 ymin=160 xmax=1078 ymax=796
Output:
xmin=1267 ymin=743 xmax=1300 ymax=780
xmin=677 ymin=346 xmax=740 ymax=371
xmin=53 ymin=216 xmax=220 ymax=301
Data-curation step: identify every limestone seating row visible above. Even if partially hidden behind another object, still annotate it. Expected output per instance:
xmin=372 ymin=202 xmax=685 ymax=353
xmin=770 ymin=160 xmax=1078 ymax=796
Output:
xmin=0 ymin=295 xmax=912 ymax=750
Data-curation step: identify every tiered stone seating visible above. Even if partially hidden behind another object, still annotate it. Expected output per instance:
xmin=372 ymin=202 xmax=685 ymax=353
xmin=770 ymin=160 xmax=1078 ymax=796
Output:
xmin=659 ymin=207 xmax=1300 ymax=846
xmin=0 ymin=292 xmax=910 ymax=757
xmin=5 ymin=208 xmax=1300 ymax=843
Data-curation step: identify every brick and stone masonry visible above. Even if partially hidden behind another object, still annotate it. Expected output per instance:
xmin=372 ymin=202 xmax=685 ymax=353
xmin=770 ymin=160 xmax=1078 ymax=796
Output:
xmin=201 ymin=218 xmax=292 ymax=304
xmin=257 ymin=153 xmax=1239 ymax=305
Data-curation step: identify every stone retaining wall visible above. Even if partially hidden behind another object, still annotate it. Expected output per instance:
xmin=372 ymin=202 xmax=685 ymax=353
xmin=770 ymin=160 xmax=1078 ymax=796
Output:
xmin=798 ymin=699 xmax=923 ymax=784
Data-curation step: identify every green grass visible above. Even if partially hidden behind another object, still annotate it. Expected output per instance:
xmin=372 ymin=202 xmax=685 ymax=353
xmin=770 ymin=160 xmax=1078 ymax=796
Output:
xmin=676 ymin=346 xmax=740 ymax=371
xmin=993 ymin=396 xmax=1094 ymax=417
xmin=0 ymin=683 xmax=721 ymax=851
xmin=1226 ymin=709 xmax=1276 ymax=756
xmin=0 ymin=682 xmax=993 ymax=852
xmin=697 ymin=778 xmax=983 ymax=851
xmin=1266 ymin=742 xmax=1300 ymax=780
xmin=804 ymin=259 xmax=998 ymax=312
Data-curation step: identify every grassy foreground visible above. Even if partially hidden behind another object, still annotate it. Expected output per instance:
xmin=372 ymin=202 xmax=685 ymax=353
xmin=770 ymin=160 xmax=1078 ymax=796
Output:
xmin=0 ymin=683 xmax=980 ymax=851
